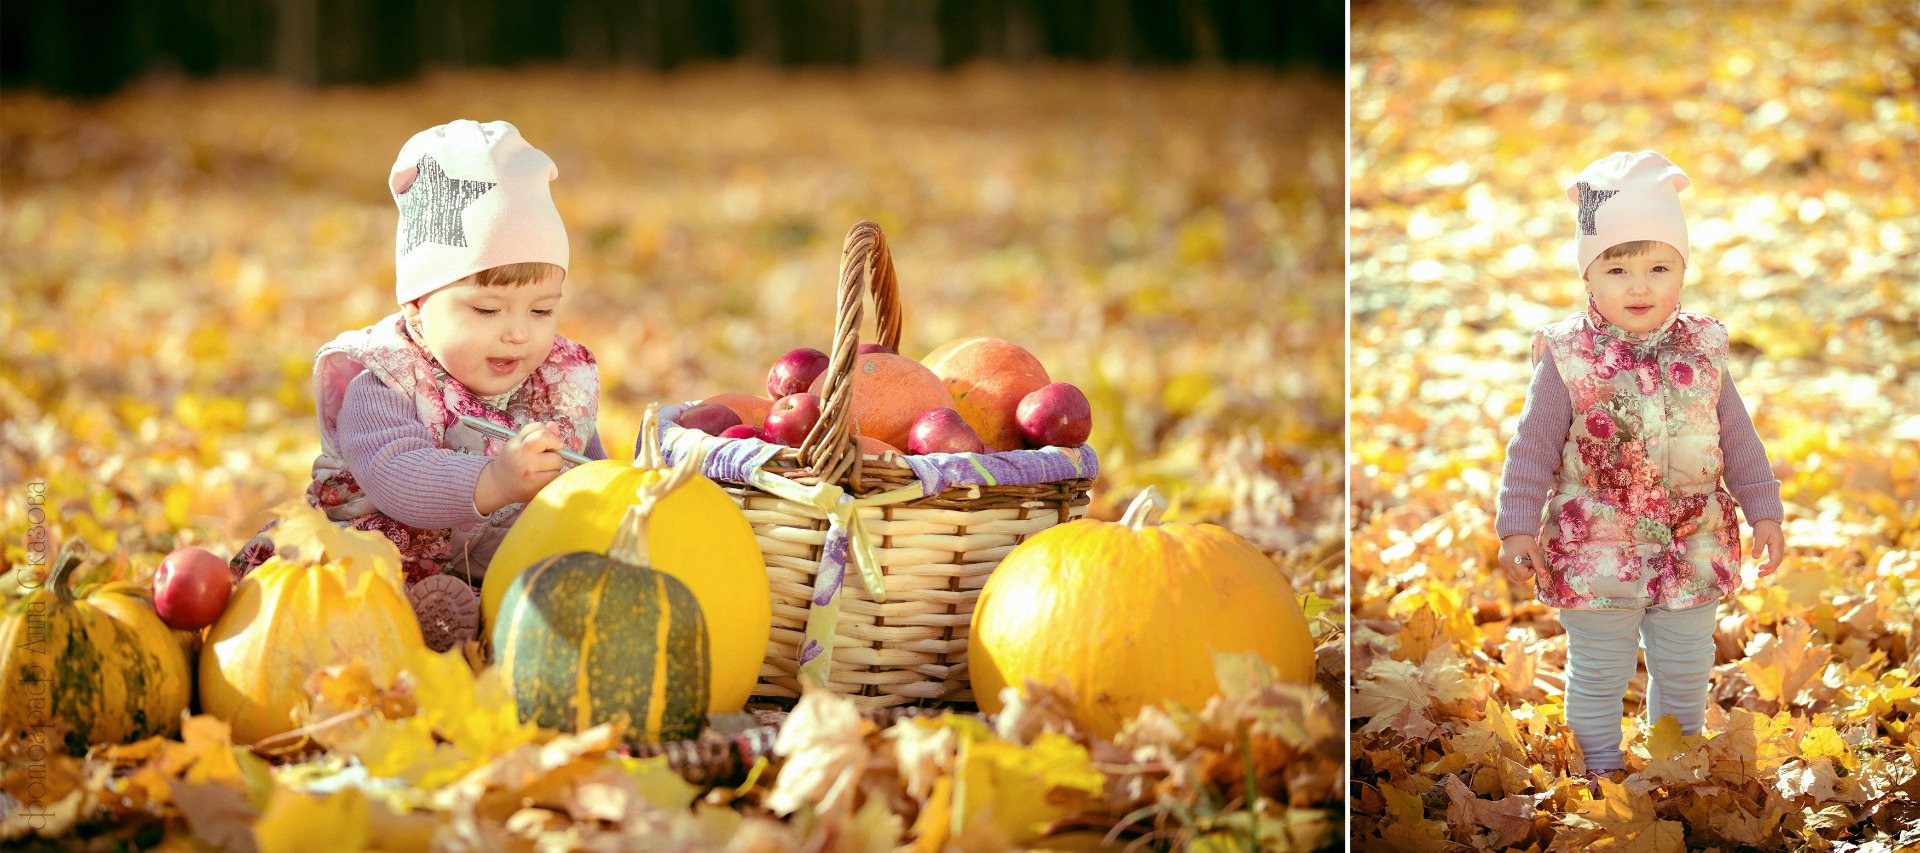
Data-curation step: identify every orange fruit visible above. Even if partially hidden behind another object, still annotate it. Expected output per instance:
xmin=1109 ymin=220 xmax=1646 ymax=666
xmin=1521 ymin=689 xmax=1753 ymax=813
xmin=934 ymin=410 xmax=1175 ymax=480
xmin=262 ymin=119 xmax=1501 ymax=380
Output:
xmin=702 ymin=392 xmax=774 ymax=430
xmin=809 ymin=353 xmax=954 ymax=451
xmin=919 ymin=337 xmax=1052 ymax=452
xmin=856 ymin=435 xmax=902 ymax=457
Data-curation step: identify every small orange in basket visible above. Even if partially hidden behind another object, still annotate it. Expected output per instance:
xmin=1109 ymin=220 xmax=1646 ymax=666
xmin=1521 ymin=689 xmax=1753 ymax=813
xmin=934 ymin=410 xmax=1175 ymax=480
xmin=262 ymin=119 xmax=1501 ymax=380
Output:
xmin=810 ymin=353 xmax=954 ymax=451
xmin=701 ymin=392 xmax=773 ymax=431
xmin=920 ymin=337 xmax=1052 ymax=452
xmin=856 ymin=435 xmax=902 ymax=456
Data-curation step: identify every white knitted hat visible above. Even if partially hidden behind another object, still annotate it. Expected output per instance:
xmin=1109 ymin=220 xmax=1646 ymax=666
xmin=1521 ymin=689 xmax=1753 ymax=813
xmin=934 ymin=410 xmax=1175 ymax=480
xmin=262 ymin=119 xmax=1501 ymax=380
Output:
xmin=1567 ymin=150 xmax=1690 ymax=276
xmin=389 ymin=120 xmax=569 ymax=304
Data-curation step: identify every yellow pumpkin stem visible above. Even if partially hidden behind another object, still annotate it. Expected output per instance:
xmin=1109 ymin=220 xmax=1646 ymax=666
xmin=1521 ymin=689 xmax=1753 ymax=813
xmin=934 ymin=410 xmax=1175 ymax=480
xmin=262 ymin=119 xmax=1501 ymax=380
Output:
xmin=635 ymin=404 xmax=665 ymax=469
xmin=1119 ymin=487 xmax=1168 ymax=531
xmin=48 ymin=540 xmax=89 ymax=604
xmin=608 ymin=437 xmax=709 ymax=568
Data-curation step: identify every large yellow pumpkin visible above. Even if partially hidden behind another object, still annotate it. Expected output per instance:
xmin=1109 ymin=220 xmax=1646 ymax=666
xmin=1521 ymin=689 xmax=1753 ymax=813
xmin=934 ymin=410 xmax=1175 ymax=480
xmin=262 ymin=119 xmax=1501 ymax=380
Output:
xmin=200 ymin=508 xmax=426 ymax=745
xmin=484 ymin=418 xmax=770 ymax=714
xmin=969 ymin=488 xmax=1315 ymax=738
xmin=1 ymin=544 xmax=192 ymax=753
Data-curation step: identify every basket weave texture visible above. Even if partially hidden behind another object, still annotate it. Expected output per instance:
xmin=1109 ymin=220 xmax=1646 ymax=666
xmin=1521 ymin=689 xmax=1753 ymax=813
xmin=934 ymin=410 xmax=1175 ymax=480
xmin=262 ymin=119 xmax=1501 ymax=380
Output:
xmin=661 ymin=221 xmax=1095 ymax=709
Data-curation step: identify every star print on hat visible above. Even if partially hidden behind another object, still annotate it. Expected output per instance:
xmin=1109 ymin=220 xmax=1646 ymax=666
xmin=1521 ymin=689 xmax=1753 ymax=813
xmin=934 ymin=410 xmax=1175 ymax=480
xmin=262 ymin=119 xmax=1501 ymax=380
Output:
xmin=389 ymin=120 xmax=569 ymax=304
xmin=1566 ymin=150 xmax=1690 ymax=276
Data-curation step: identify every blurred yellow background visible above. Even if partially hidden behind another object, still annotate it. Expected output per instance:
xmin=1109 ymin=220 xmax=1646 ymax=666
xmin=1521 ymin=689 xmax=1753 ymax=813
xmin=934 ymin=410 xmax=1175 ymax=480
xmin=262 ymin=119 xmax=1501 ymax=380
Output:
xmin=1 ymin=66 xmax=1344 ymax=596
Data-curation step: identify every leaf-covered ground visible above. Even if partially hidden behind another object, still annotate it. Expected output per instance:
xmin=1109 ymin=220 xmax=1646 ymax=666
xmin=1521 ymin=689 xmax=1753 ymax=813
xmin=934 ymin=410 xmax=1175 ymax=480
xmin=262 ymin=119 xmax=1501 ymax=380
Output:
xmin=0 ymin=66 xmax=1346 ymax=848
xmin=1351 ymin=2 xmax=1920 ymax=851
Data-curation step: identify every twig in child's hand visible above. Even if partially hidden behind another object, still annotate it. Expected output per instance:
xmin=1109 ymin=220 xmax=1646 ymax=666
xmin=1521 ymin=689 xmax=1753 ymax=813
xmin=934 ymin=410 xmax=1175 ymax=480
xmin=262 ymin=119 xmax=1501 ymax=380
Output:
xmin=457 ymin=415 xmax=592 ymax=466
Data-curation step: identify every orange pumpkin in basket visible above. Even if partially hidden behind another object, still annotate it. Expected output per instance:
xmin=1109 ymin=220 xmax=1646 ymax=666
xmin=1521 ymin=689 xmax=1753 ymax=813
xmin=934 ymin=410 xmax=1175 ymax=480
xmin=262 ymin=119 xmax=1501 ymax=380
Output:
xmin=921 ymin=337 xmax=1052 ymax=452
xmin=809 ymin=353 xmax=954 ymax=451
xmin=969 ymin=487 xmax=1315 ymax=739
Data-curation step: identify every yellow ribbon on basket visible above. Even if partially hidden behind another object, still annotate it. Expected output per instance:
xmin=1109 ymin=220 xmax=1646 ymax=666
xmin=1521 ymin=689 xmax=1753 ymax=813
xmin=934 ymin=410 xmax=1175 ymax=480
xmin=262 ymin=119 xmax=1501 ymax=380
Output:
xmin=743 ymin=469 xmax=929 ymax=690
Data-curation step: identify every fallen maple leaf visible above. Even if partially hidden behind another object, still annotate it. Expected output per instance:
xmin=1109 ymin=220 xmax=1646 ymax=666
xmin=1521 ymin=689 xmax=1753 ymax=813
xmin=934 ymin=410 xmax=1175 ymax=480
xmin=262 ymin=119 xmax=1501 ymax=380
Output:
xmin=1561 ymin=778 xmax=1684 ymax=852
xmin=767 ymin=691 xmax=869 ymax=820
xmin=1741 ymin=620 xmax=1835 ymax=708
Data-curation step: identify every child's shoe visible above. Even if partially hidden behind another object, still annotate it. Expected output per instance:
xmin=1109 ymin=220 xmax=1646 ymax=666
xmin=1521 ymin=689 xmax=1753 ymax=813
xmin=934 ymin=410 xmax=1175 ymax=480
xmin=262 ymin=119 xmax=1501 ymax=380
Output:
xmin=408 ymin=573 xmax=481 ymax=652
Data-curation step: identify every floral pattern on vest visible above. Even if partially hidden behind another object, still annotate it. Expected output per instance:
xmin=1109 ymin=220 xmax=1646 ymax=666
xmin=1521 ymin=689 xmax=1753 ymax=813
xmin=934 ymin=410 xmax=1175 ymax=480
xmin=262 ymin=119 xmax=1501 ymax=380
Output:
xmin=1532 ymin=302 xmax=1741 ymax=610
xmin=235 ymin=312 xmax=597 ymax=585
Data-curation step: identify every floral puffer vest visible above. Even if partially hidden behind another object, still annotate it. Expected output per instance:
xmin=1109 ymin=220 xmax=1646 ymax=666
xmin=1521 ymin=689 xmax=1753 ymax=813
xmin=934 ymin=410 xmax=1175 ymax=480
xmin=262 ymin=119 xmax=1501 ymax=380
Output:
xmin=1533 ymin=304 xmax=1741 ymax=611
xmin=233 ymin=312 xmax=597 ymax=585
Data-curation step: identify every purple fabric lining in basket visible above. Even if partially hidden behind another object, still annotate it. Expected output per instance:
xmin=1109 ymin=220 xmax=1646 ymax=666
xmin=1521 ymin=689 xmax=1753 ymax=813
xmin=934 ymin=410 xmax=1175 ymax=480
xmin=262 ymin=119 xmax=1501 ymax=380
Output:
xmin=656 ymin=402 xmax=1099 ymax=494
xmin=900 ymin=445 xmax=1099 ymax=495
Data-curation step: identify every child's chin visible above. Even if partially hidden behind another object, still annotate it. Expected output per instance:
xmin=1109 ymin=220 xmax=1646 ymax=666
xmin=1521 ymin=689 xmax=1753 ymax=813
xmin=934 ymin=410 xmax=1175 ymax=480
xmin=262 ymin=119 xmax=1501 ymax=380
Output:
xmin=459 ymin=373 xmax=520 ymax=396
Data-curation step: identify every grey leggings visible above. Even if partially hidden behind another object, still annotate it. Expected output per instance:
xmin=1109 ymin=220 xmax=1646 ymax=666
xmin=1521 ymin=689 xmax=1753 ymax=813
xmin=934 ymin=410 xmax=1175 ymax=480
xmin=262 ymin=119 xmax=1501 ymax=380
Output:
xmin=1560 ymin=600 xmax=1718 ymax=772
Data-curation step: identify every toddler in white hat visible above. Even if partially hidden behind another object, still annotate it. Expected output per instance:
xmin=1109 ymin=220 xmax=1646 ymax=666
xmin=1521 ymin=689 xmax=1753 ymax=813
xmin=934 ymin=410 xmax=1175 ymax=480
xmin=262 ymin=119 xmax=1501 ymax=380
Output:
xmin=1494 ymin=150 xmax=1787 ymax=791
xmin=233 ymin=120 xmax=605 ymax=652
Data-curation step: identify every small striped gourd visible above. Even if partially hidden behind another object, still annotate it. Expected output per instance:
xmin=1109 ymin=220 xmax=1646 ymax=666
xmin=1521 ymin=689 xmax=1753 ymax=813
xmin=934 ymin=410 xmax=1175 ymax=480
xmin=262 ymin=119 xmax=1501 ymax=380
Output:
xmin=1 ymin=544 xmax=192 ymax=753
xmin=482 ymin=457 xmax=768 ymax=715
xmin=492 ymin=428 xmax=712 ymax=744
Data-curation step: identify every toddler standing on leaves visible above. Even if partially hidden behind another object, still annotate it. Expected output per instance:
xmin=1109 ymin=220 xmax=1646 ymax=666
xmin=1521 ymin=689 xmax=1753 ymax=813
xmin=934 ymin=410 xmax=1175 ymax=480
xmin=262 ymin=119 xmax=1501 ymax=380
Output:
xmin=233 ymin=120 xmax=606 ymax=651
xmin=1494 ymin=150 xmax=1787 ymax=789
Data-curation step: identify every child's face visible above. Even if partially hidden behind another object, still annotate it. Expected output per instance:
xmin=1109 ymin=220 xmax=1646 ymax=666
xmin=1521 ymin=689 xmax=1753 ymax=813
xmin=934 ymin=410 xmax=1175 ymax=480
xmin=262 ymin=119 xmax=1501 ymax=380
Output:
xmin=1583 ymin=243 xmax=1684 ymax=336
xmin=404 ymin=270 xmax=565 ymax=397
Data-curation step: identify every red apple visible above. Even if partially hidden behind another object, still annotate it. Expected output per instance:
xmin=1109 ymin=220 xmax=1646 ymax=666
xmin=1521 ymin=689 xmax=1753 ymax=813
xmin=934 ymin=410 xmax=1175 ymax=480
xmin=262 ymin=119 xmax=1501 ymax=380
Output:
xmin=679 ymin=402 xmax=744 ymax=436
xmin=152 ymin=546 xmax=233 ymax=631
xmin=766 ymin=348 xmax=831 ymax=399
xmin=762 ymin=393 xmax=824 ymax=446
xmin=719 ymin=424 xmax=761 ymax=440
xmin=1016 ymin=383 xmax=1092 ymax=448
xmin=858 ymin=343 xmax=896 ymax=356
xmin=908 ymin=408 xmax=988 ymax=455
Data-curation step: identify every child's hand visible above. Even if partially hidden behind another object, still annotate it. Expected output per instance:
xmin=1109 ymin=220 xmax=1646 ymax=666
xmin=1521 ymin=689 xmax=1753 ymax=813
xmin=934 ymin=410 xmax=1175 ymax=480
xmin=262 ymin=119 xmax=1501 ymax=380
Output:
xmin=474 ymin=422 xmax=569 ymax=515
xmin=1498 ymin=534 xmax=1547 ymax=585
xmin=1751 ymin=518 xmax=1786 ymax=577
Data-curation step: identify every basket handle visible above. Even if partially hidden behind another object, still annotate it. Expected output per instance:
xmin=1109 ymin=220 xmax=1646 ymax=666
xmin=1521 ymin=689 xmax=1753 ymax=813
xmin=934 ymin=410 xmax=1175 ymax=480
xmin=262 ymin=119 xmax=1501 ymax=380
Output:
xmin=796 ymin=221 xmax=903 ymax=483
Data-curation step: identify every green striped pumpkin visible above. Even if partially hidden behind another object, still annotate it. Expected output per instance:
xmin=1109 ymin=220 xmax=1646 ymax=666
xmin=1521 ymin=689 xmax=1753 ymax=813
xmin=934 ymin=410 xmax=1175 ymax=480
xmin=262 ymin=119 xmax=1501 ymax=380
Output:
xmin=1 ymin=544 xmax=192 ymax=754
xmin=492 ymin=506 xmax=711 ymax=744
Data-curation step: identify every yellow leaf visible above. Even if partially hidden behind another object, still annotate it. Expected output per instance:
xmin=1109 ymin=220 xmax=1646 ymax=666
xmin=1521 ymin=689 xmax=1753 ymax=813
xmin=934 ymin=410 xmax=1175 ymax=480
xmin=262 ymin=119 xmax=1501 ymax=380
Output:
xmin=1376 ymin=785 xmax=1450 ymax=853
xmin=618 ymin=755 xmax=700 ymax=811
xmin=169 ymin=715 xmax=244 ymax=785
xmin=1298 ymin=593 xmax=1336 ymax=622
xmin=254 ymin=788 xmax=370 ymax=853
xmin=1570 ymin=779 xmax=1685 ymax=853
xmin=847 ymin=792 xmax=905 ymax=853
xmin=956 ymin=732 xmax=1106 ymax=845
xmin=1740 ymin=621 xmax=1833 ymax=706
xmin=340 ymin=717 xmax=445 ymax=784
xmin=908 ymin=774 xmax=954 ymax=853
xmin=1799 ymin=725 xmax=1856 ymax=771
xmin=1352 ymin=659 xmax=1437 ymax=740
xmin=163 ymin=481 xmax=194 ymax=530
xmin=406 ymin=646 xmax=537 ymax=767
xmin=265 ymin=502 xmax=403 ymax=592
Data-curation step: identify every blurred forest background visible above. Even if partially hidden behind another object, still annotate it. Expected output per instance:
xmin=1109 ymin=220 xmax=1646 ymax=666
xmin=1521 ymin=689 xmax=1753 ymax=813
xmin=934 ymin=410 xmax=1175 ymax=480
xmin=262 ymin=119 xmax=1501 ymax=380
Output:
xmin=1349 ymin=0 xmax=1920 ymax=851
xmin=3 ymin=0 xmax=1342 ymax=95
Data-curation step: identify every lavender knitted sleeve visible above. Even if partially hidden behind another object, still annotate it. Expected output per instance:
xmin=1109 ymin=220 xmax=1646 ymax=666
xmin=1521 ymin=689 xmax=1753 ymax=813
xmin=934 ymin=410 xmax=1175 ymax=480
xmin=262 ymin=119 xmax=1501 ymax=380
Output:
xmin=1495 ymin=358 xmax=1574 ymax=539
xmin=1718 ymin=378 xmax=1783 ymax=524
xmin=337 ymin=372 xmax=609 ymax=527
xmin=1494 ymin=357 xmax=1784 ymax=539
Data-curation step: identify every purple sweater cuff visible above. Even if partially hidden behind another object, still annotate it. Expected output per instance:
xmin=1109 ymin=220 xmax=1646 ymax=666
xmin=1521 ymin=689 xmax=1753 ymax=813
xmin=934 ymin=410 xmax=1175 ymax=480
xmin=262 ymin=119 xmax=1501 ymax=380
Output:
xmin=1494 ymin=357 xmax=1783 ymax=540
xmin=337 ymin=372 xmax=607 ymax=527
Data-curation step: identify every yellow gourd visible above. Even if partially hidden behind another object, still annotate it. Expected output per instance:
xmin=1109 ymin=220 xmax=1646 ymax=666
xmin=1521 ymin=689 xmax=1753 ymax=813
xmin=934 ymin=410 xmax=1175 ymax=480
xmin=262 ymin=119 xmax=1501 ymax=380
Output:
xmin=199 ymin=506 xmax=427 ymax=745
xmin=969 ymin=487 xmax=1316 ymax=738
xmin=484 ymin=409 xmax=770 ymax=713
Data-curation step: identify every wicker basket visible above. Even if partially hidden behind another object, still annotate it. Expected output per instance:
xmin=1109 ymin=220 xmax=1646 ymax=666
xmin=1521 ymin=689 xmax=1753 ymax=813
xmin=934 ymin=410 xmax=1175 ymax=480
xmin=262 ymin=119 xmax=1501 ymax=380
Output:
xmin=660 ymin=221 xmax=1095 ymax=709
